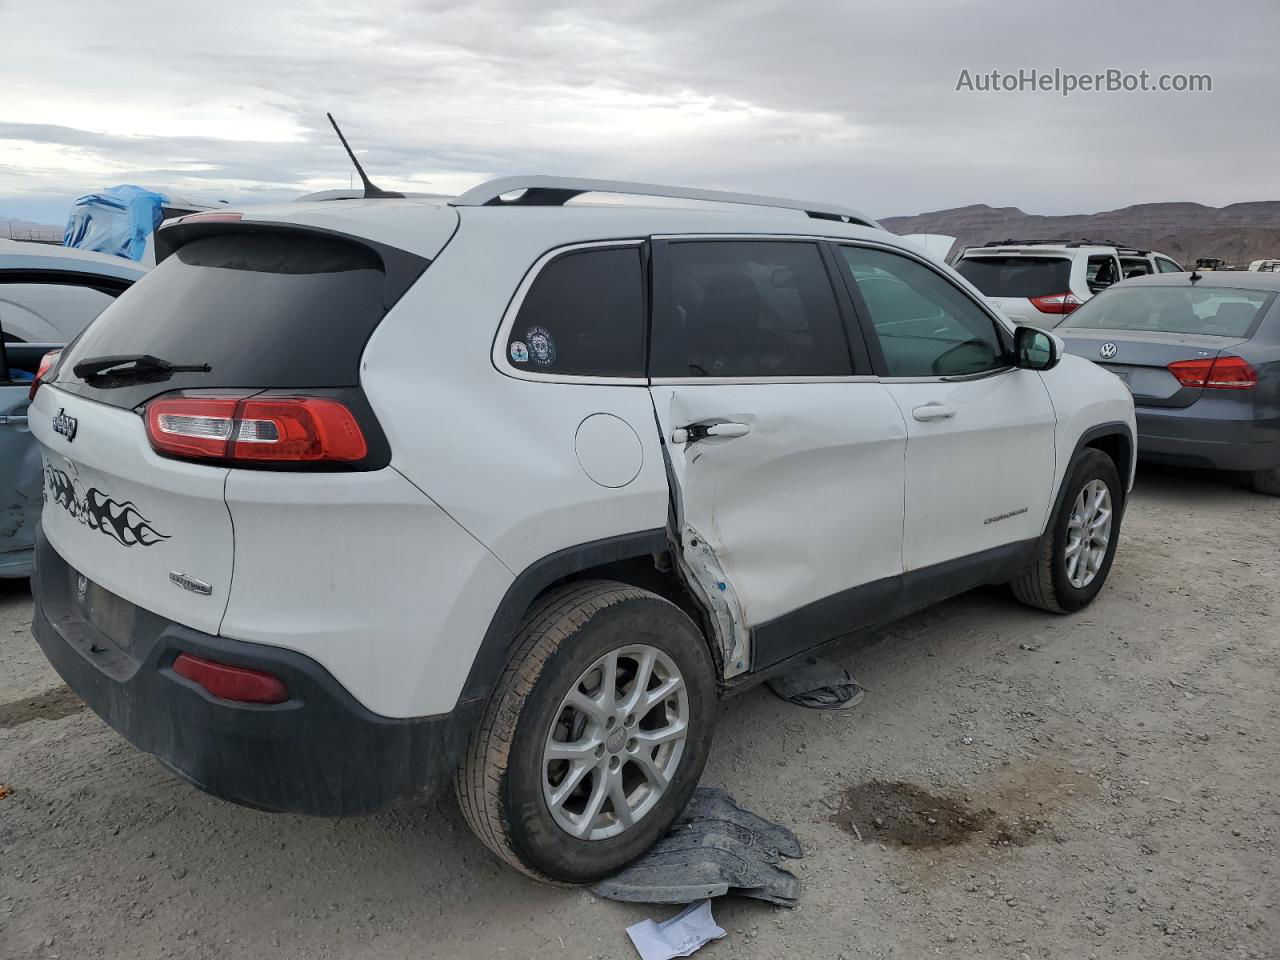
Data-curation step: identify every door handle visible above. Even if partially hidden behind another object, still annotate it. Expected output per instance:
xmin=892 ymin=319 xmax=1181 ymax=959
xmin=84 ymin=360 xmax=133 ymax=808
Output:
xmin=671 ymin=421 xmax=752 ymax=444
xmin=911 ymin=403 xmax=956 ymax=422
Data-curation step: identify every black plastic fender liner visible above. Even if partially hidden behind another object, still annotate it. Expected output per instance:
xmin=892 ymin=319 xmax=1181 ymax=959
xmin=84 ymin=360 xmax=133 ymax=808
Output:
xmin=454 ymin=528 xmax=669 ymax=710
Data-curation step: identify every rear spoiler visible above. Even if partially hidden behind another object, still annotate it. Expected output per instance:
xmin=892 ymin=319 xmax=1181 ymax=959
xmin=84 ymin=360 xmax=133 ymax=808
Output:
xmin=152 ymin=213 xmax=430 ymax=309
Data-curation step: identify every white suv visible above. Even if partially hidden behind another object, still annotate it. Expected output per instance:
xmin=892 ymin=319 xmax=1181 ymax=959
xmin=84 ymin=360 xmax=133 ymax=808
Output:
xmin=27 ymin=178 xmax=1136 ymax=883
xmin=955 ymin=239 xmax=1183 ymax=327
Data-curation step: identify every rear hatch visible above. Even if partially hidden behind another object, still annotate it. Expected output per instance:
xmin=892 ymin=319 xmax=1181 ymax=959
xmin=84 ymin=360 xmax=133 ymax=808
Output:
xmin=954 ymin=253 xmax=1075 ymax=326
xmin=30 ymin=218 xmax=433 ymax=632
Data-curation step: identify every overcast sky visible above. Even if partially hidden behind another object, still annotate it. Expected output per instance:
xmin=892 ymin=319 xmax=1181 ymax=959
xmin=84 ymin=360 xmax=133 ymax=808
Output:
xmin=2 ymin=0 xmax=1277 ymax=226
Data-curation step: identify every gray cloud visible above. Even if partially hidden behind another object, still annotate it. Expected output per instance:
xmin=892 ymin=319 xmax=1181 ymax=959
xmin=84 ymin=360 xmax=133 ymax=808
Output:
xmin=3 ymin=0 xmax=1278 ymax=225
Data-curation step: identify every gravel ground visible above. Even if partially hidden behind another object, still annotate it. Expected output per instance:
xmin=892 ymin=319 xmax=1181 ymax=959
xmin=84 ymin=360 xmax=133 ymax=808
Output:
xmin=1 ymin=464 xmax=1276 ymax=960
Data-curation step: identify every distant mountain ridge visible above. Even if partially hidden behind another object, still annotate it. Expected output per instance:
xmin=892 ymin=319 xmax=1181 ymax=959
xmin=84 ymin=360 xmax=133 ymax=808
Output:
xmin=1 ymin=217 xmax=62 ymax=242
xmin=881 ymin=201 xmax=1280 ymax=266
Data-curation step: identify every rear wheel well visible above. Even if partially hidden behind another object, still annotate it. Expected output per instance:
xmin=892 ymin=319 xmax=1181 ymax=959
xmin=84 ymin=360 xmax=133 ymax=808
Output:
xmin=553 ymin=554 xmax=723 ymax=676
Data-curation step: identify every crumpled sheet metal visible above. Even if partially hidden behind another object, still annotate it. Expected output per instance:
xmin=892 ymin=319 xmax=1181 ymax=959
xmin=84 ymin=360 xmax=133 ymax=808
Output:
xmin=767 ymin=656 xmax=866 ymax=710
xmin=593 ymin=787 xmax=803 ymax=906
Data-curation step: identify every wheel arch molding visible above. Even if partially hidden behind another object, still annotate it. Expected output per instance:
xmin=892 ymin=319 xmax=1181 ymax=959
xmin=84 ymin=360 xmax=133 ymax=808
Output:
xmin=457 ymin=529 xmax=716 ymax=711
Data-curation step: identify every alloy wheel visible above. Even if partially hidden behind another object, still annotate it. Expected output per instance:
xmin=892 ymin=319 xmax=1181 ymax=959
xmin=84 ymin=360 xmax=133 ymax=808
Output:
xmin=1065 ymin=479 xmax=1113 ymax=588
xmin=542 ymin=645 xmax=689 ymax=841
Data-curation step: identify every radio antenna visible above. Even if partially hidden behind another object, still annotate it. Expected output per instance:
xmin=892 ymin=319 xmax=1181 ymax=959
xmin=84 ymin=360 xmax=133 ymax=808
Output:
xmin=326 ymin=112 xmax=403 ymax=199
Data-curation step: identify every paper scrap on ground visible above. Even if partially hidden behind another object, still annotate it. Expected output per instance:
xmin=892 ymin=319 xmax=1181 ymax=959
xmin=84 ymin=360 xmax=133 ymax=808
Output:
xmin=626 ymin=900 xmax=726 ymax=960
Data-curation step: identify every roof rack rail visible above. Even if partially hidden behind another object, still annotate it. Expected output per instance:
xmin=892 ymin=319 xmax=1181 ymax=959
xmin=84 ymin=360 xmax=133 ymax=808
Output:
xmin=979 ymin=237 xmax=1132 ymax=249
xmin=449 ymin=176 xmax=880 ymax=228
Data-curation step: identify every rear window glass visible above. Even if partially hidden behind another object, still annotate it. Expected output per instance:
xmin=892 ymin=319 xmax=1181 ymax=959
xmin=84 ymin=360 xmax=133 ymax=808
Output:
xmin=1061 ymin=286 xmax=1274 ymax=337
xmin=55 ymin=232 xmax=389 ymax=406
xmin=954 ymin=256 xmax=1071 ymax=298
xmin=506 ymin=247 xmax=645 ymax=377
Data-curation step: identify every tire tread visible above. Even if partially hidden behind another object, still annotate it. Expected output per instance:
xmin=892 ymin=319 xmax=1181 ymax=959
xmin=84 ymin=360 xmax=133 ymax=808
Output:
xmin=455 ymin=580 xmax=659 ymax=881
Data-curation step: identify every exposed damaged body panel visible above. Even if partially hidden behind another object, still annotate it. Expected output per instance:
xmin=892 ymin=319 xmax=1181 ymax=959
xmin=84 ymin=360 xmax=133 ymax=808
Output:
xmin=649 ymin=383 xmax=910 ymax=678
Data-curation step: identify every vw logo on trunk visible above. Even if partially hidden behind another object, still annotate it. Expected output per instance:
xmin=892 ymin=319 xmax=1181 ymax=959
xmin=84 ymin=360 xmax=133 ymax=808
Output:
xmin=1099 ymin=342 xmax=1118 ymax=360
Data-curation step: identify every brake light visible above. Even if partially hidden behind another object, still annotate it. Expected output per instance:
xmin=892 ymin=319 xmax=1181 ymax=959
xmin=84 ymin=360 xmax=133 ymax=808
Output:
xmin=1029 ymin=292 xmax=1083 ymax=315
xmin=172 ymin=653 xmax=288 ymax=704
xmin=1168 ymin=355 xmax=1257 ymax=390
xmin=28 ymin=350 xmax=61 ymax=401
xmin=145 ymin=394 xmax=368 ymax=464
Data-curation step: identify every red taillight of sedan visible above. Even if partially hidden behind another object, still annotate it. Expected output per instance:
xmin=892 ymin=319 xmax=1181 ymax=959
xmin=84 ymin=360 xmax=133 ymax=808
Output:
xmin=1168 ymin=355 xmax=1258 ymax=390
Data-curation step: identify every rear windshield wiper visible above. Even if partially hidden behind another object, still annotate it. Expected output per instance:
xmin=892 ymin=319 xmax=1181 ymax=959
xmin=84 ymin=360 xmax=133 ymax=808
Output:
xmin=73 ymin=354 xmax=212 ymax=382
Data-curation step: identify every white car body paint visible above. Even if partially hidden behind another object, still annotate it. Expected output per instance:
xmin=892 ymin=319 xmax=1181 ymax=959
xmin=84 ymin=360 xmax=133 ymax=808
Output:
xmin=1038 ymin=352 xmax=1138 ymax=493
xmin=29 ymin=386 xmax=234 ymax=637
xmin=28 ymin=192 xmax=1136 ymax=722
xmin=649 ymin=382 xmax=908 ymax=643
xmin=879 ymin=368 xmax=1057 ymax=570
xmin=218 ymin=466 xmax=513 ymax=718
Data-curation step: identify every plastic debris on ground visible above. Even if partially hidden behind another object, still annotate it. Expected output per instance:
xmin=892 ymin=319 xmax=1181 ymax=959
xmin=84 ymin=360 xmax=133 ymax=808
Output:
xmin=766 ymin=655 xmax=866 ymax=710
xmin=625 ymin=900 xmax=727 ymax=960
xmin=594 ymin=786 xmax=803 ymax=907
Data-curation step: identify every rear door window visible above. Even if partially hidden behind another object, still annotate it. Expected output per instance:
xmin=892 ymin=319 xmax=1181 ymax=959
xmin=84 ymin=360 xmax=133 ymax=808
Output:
xmin=1156 ymin=257 xmax=1184 ymax=273
xmin=506 ymin=246 xmax=645 ymax=377
xmin=650 ymin=240 xmax=852 ymax=378
xmin=954 ymin=256 xmax=1072 ymax=298
xmin=840 ymin=246 xmax=1008 ymax=378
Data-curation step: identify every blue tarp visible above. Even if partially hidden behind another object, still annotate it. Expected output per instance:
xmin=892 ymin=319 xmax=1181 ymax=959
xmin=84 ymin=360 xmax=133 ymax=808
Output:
xmin=63 ymin=185 xmax=167 ymax=262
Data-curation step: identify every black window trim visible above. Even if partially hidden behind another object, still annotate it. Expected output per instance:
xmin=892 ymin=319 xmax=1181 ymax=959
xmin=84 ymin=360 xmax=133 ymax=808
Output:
xmin=647 ymin=234 xmax=873 ymax=385
xmin=830 ymin=239 xmax=1019 ymax=383
xmin=490 ymin=239 xmax=650 ymax=385
xmin=0 ymin=268 xmax=136 ymax=299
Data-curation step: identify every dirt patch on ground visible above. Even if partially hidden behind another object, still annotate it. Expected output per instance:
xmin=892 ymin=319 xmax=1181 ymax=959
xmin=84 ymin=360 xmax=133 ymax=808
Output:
xmin=832 ymin=779 xmax=1046 ymax=849
xmin=0 ymin=684 xmax=84 ymax=729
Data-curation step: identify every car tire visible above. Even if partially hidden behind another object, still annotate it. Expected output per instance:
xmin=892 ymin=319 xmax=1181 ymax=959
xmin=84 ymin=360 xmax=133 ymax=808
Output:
xmin=1012 ymin=449 xmax=1123 ymax=614
xmin=455 ymin=580 xmax=717 ymax=884
xmin=1250 ymin=466 xmax=1280 ymax=497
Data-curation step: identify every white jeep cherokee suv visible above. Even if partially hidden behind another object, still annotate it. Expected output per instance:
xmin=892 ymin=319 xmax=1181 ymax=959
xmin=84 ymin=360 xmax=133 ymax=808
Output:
xmin=27 ymin=177 xmax=1136 ymax=883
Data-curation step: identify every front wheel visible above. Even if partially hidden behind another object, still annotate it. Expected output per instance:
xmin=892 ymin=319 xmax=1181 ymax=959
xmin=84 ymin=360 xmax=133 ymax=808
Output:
xmin=455 ymin=580 xmax=717 ymax=883
xmin=1012 ymin=448 xmax=1123 ymax=613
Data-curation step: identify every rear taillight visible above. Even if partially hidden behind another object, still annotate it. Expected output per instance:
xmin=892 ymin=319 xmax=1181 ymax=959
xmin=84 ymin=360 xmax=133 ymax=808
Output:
xmin=172 ymin=653 xmax=288 ymax=704
xmin=1168 ymin=355 xmax=1257 ymax=390
xmin=1029 ymin=292 xmax=1083 ymax=315
xmin=145 ymin=394 xmax=368 ymax=465
xmin=29 ymin=350 xmax=61 ymax=401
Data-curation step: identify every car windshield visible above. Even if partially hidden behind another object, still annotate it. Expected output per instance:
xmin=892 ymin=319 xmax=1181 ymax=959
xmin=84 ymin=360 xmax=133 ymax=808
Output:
xmin=954 ymin=256 xmax=1071 ymax=298
xmin=1060 ymin=285 xmax=1274 ymax=337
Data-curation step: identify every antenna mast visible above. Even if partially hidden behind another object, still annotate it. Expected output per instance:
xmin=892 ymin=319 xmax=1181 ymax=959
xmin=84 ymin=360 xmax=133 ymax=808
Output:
xmin=326 ymin=112 xmax=403 ymax=199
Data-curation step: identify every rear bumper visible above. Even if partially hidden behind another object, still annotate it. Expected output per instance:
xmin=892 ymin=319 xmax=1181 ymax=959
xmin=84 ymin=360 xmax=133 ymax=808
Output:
xmin=31 ymin=527 xmax=478 ymax=816
xmin=1136 ymin=407 xmax=1280 ymax=472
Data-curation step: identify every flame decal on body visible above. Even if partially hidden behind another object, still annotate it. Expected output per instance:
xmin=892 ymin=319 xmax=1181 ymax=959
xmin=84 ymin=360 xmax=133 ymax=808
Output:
xmin=43 ymin=463 xmax=171 ymax=547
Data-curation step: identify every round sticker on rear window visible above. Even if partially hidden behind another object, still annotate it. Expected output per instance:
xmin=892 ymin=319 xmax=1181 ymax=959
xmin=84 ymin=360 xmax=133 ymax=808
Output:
xmin=526 ymin=326 xmax=557 ymax=367
xmin=509 ymin=340 xmax=530 ymax=363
